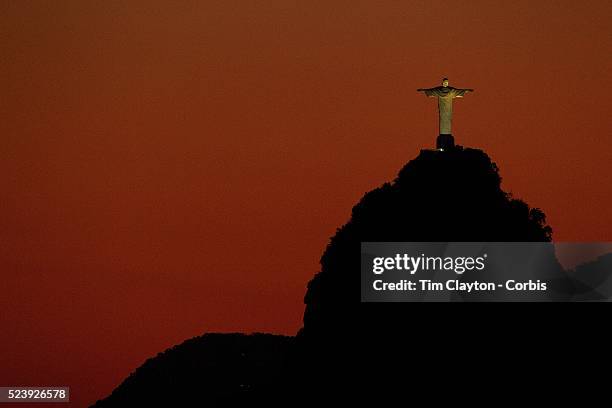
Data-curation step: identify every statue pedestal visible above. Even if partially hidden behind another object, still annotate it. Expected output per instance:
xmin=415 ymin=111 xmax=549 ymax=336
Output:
xmin=436 ymin=134 xmax=455 ymax=150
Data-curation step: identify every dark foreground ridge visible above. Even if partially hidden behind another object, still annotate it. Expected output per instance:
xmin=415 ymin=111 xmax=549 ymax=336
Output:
xmin=93 ymin=333 xmax=292 ymax=406
xmin=92 ymin=145 xmax=607 ymax=406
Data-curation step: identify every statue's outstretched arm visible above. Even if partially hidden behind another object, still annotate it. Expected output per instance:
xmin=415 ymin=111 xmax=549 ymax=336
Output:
xmin=451 ymin=88 xmax=474 ymax=98
xmin=417 ymin=88 xmax=437 ymax=97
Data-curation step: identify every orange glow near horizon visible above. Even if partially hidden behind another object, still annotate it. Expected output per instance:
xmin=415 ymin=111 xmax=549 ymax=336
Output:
xmin=1 ymin=1 xmax=611 ymax=406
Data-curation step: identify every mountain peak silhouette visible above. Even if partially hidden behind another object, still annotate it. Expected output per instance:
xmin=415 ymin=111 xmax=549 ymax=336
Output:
xmin=302 ymin=145 xmax=551 ymax=336
xmin=93 ymin=145 xmax=559 ymax=406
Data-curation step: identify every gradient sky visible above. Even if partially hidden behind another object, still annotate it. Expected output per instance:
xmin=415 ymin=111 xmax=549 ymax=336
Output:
xmin=2 ymin=1 xmax=611 ymax=406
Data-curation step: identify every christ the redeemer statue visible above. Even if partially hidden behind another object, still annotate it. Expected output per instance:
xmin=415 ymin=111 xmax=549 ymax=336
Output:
xmin=417 ymin=78 xmax=473 ymax=150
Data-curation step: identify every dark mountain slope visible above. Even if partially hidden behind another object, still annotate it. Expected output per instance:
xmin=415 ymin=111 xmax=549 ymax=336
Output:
xmin=95 ymin=145 xmax=606 ymax=406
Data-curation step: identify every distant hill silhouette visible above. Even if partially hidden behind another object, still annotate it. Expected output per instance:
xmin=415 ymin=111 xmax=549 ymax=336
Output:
xmin=92 ymin=333 xmax=291 ymax=407
xmin=92 ymin=145 xmax=609 ymax=406
xmin=566 ymin=253 xmax=612 ymax=300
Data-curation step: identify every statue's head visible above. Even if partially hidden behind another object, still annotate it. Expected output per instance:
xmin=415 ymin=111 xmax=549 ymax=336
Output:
xmin=442 ymin=78 xmax=449 ymax=87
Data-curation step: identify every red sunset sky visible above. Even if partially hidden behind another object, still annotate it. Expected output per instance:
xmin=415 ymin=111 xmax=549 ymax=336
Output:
xmin=2 ymin=1 xmax=611 ymax=406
